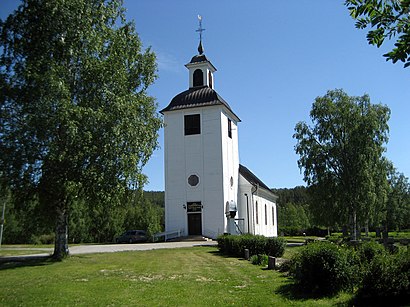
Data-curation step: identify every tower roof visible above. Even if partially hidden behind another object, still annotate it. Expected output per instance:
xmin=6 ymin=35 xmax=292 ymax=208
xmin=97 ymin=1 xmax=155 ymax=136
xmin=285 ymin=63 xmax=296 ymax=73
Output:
xmin=160 ymin=85 xmax=240 ymax=121
xmin=185 ymin=54 xmax=217 ymax=72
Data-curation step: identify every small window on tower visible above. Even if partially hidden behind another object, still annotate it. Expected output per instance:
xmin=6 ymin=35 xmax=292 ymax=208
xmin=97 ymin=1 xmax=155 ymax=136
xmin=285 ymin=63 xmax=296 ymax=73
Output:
xmin=184 ymin=114 xmax=201 ymax=135
xmin=188 ymin=174 xmax=199 ymax=187
xmin=208 ymin=71 xmax=213 ymax=88
xmin=228 ymin=118 xmax=232 ymax=138
xmin=193 ymin=69 xmax=204 ymax=87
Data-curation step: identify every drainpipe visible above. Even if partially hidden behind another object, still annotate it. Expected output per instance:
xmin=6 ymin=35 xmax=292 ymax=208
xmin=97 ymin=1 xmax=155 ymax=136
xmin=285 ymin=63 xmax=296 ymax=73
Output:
xmin=244 ymin=193 xmax=249 ymax=234
xmin=251 ymin=183 xmax=258 ymax=235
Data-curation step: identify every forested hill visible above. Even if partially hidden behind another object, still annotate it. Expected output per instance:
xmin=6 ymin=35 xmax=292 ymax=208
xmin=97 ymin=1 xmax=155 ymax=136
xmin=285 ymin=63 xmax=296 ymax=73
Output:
xmin=144 ymin=191 xmax=165 ymax=207
xmin=271 ymin=186 xmax=308 ymax=206
xmin=271 ymin=186 xmax=314 ymax=234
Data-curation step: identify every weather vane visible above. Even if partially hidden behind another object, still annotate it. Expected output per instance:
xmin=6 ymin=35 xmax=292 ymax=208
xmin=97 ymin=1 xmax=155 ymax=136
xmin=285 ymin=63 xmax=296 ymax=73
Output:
xmin=196 ymin=15 xmax=205 ymax=55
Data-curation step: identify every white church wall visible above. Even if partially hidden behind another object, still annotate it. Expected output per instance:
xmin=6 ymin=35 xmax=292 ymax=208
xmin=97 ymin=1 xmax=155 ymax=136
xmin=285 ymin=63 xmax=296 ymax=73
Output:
xmin=238 ymin=174 xmax=278 ymax=237
xmin=164 ymin=111 xmax=188 ymax=234
xmin=201 ymin=106 xmax=226 ymax=238
xmin=253 ymin=195 xmax=277 ymax=237
xmin=221 ymin=111 xmax=240 ymax=234
xmin=238 ymin=175 xmax=255 ymax=234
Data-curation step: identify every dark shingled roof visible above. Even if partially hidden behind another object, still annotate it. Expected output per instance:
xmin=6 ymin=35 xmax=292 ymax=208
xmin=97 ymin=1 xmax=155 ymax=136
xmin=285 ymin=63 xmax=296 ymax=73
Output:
xmin=160 ymin=86 xmax=239 ymax=120
xmin=189 ymin=54 xmax=209 ymax=64
xmin=239 ymin=164 xmax=271 ymax=191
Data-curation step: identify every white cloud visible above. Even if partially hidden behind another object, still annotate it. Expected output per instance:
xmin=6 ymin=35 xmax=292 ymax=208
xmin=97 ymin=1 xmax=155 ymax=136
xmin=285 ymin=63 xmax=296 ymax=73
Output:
xmin=156 ymin=51 xmax=184 ymax=74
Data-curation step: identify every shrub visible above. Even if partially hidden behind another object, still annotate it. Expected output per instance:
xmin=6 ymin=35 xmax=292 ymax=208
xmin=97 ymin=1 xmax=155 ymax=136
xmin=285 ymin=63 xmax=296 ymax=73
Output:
xmin=356 ymin=240 xmax=386 ymax=263
xmin=217 ymin=234 xmax=286 ymax=258
xmin=289 ymin=241 xmax=354 ymax=296
xmin=358 ymin=249 xmax=410 ymax=301
xmin=30 ymin=233 xmax=55 ymax=245
xmin=266 ymin=237 xmax=286 ymax=257
xmin=250 ymin=254 xmax=268 ymax=266
xmin=279 ymin=226 xmax=304 ymax=236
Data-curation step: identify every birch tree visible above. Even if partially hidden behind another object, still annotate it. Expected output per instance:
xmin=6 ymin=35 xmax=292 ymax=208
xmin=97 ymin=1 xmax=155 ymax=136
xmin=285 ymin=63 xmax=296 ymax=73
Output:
xmin=0 ymin=0 xmax=162 ymax=259
xmin=294 ymin=89 xmax=390 ymax=240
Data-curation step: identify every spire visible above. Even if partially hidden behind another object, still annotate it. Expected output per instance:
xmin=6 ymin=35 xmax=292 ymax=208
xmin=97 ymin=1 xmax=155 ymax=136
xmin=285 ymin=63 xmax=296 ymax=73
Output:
xmin=196 ymin=15 xmax=205 ymax=55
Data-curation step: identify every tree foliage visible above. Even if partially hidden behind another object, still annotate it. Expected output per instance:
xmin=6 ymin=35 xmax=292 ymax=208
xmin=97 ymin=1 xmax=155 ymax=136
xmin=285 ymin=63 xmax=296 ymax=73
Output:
xmin=0 ymin=0 xmax=162 ymax=258
xmin=345 ymin=0 xmax=410 ymax=67
xmin=272 ymin=187 xmax=313 ymax=233
xmin=294 ymin=89 xmax=390 ymax=239
xmin=385 ymin=165 xmax=410 ymax=231
xmin=1 ymin=186 xmax=164 ymax=245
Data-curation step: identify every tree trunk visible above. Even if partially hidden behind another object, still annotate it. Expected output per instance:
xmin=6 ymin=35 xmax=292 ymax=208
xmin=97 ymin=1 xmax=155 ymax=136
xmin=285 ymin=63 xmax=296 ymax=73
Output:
xmin=53 ymin=206 xmax=69 ymax=260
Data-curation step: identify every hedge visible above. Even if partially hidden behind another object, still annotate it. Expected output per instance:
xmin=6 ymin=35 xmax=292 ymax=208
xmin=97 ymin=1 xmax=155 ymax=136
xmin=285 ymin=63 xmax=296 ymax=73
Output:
xmin=287 ymin=240 xmax=410 ymax=301
xmin=217 ymin=234 xmax=286 ymax=258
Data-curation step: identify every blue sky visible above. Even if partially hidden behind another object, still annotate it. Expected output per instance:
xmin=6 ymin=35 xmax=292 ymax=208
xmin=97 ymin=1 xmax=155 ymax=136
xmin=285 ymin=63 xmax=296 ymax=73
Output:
xmin=2 ymin=1 xmax=409 ymax=191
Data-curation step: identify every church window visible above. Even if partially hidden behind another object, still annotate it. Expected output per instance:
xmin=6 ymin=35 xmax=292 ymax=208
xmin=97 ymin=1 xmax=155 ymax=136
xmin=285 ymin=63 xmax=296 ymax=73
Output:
xmin=188 ymin=174 xmax=199 ymax=187
xmin=208 ymin=71 xmax=213 ymax=88
xmin=255 ymin=201 xmax=259 ymax=224
xmin=272 ymin=207 xmax=275 ymax=226
xmin=184 ymin=114 xmax=200 ymax=135
xmin=228 ymin=119 xmax=232 ymax=138
xmin=193 ymin=69 xmax=204 ymax=87
xmin=265 ymin=204 xmax=268 ymax=225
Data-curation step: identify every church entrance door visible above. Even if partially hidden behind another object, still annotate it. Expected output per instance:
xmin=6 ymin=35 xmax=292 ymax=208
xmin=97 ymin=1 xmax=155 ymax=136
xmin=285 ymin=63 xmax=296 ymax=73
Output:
xmin=186 ymin=202 xmax=202 ymax=236
xmin=187 ymin=213 xmax=202 ymax=235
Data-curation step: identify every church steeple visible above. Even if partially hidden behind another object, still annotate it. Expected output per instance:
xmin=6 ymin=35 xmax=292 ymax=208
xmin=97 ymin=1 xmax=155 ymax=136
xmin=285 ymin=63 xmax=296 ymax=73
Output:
xmin=196 ymin=15 xmax=205 ymax=55
xmin=185 ymin=15 xmax=216 ymax=89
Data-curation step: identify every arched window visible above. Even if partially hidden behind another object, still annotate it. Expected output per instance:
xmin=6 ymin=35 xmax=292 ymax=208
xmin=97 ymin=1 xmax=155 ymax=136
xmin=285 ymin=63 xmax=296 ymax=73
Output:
xmin=193 ymin=69 xmax=203 ymax=87
xmin=272 ymin=207 xmax=275 ymax=226
xmin=255 ymin=201 xmax=259 ymax=224
xmin=208 ymin=71 xmax=213 ymax=88
xmin=265 ymin=204 xmax=268 ymax=225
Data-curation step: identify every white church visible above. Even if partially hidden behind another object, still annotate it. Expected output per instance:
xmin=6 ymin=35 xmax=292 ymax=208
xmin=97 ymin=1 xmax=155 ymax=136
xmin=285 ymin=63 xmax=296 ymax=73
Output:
xmin=161 ymin=26 xmax=278 ymax=240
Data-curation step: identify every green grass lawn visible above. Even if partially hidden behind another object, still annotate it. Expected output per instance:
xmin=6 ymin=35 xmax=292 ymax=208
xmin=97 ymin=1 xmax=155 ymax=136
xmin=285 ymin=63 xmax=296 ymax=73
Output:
xmin=0 ymin=246 xmax=352 ymax=306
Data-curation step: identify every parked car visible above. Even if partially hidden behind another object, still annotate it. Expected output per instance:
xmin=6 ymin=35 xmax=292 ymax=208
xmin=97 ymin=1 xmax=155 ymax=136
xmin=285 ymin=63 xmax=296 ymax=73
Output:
xmin=115 ymin=230 xmax=147 ymax=243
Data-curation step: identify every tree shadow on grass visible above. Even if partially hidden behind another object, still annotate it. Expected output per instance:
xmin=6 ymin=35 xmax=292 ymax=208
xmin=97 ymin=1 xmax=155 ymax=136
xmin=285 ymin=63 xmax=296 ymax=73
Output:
xmin=0 ymin=255 xmax=58 ymax=271
xmin=207 ymin=249 xmax=250 ymax=262
xmin=349 ymin=294 xmax=410 ymax=307
xmin=275 ymin=278 xmax=352 ymax=306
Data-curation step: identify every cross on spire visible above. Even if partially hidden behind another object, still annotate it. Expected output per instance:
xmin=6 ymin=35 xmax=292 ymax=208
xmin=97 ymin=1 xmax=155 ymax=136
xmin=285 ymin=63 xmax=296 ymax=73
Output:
xmin=196 ymin=15 xmax=205 ymax=55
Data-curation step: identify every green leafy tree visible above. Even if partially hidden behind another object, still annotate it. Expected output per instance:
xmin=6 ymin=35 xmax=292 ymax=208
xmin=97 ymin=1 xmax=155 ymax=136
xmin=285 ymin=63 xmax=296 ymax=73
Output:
xmin=345 ymin=0 xmax=410 ymax=67
xmin=0 ymin=0 xmax=162 ymax=259
xmin=294 ymin=89 xmax=390 ymax=240
xmin=385 ymin=166 xmax=410 ymax=231
xmin=277 ymin=202 xmax=310 ymax=229
xmin=273 ymin=187 xmax=312 ymax=233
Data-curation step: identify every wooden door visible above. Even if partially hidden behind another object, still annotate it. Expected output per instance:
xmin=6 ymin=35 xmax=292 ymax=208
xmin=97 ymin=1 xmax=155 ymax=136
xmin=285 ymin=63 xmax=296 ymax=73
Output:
xmin=187 ymin=213 xmax=202 ymax=235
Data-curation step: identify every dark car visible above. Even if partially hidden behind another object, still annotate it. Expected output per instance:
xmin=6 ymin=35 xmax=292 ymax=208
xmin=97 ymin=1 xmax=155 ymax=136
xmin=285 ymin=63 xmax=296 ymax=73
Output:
xmin=115 ymin=230 xmax=147 ymax=243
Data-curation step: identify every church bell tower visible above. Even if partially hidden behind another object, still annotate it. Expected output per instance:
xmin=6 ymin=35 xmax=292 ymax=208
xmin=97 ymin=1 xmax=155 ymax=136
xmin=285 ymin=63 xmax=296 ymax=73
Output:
xmin=161 ymin=17 xmax=240 ymax=239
